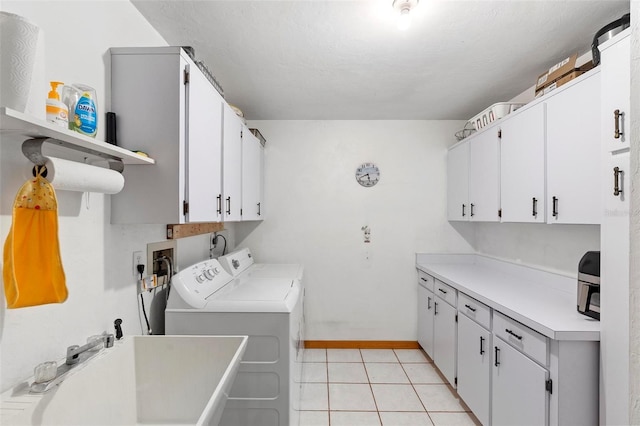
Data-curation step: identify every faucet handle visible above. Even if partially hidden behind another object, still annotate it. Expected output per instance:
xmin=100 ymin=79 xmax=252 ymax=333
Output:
xmin=66 ymin=345 xmax=81 ymax=365
xmin=104 ymin=333 xmax=115 ymax=348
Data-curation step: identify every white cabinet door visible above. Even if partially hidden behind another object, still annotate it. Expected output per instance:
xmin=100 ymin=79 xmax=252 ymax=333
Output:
xmin=447 ymin=141 xmax=469 ymax=221
xmin=433 ymin=298 xmax=457 ymax=387
xmin=469 ymin=128 xmax=500 ymax=222
xmin=457 ymin=314 xmax=491 ymax=426
xmin=241 ymin=128 xmax=264 ymax=221
xmin=601 ymin=33 xmax=630 ymax=152
xmin=492 ymin=338 xmax=549 ymax=426
xmin=222 ymin=103 xmax=243 ymax=221
xmin=500 ymin=103 xmax=546 ymax=223
xmin=545 ymin=72 xmax=601 ymax=224
xmin=186 ymin=63 xmax=224 ymax=222
xmin=417 ymin=286 xmax=435 ymax=359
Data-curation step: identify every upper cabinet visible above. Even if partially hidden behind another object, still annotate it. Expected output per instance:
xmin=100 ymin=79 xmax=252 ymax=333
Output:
xmin=447 ymin=140 xmax=469 ymax=221
xmin=222 ymin=103 xmax=243 ymax=222
xmin=241 ymin=128 xmax=264 ymax=221
xmin=110 ymin=47 xmax=224 ymax=224
xmin=601 ymin=33 xmax=630 ymax=153
xmin=500 ymin=102 xmax=546 ymax=223
xmin=468 ymin=127 xmax=500 ymax=222
xmin=545 ymin=71 xmax=601 ymax=224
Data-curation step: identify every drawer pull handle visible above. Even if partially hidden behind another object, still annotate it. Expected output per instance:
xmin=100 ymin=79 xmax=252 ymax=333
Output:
xmin=614 ymin=167 xmax=623 ymax=196
xmin=505 ymin=328 xmax=523 ymax=340
xmin=480 ymin=336 xmax=485 ymax=355
xmin=494 ymin=346 xmax=500 ymax=366
xmin=427 ymin=296 xmax=432 ymax=310
xmin=614 ymin=109 xmax=623 ymax=139
xmin=438 ymin=288 xmax=447 ymax=294
xmin=464 ymin=304 xmax=476 ymax=312
xmin=420 ymin=277 xmax=428 ymax=282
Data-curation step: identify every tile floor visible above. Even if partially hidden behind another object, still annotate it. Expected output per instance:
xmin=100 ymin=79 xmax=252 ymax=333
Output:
xmin=298 ymin=348 xmax=481 ymax=426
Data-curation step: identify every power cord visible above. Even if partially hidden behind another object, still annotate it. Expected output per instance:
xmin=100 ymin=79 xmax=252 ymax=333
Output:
xmin=212 ymin=233 xmax=227 ymax=256
xmin=137 ymin=264 xmax=152 ymax=335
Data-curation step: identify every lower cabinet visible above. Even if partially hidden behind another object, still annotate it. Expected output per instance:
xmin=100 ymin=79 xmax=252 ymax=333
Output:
xmin=492 ymin=337 xmax=549 ymax=426
xmin=457 ymin=314 xmax=491 ymax=425
xmin=433 ymin=296 xmax=457 ymax=387
xmin=417 ymin=285 xmax=435 ymax=359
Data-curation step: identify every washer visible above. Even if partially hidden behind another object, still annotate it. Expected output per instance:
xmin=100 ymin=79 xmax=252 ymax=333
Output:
xmin=165 ymin=256 xmax=305 ymax=426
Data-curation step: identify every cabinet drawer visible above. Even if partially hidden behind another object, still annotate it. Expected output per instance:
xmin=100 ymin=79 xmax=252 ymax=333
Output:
xmin=435 ymin=280 xmax=457 ymax=307
xmin=458 ymin=293 xmax=491 ymax=330
xmin=417 ymin=270 xmax=435 ymax=292
xmin=493 ymin=312 xmax=548 ymax=366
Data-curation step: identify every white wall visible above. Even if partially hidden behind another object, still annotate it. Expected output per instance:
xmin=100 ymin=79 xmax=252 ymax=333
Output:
xmin=0 ymin=0 xmax=214 ymax=392
xmin=236 ymin=120 xmax=475 ymax=340
xmin=629 ymin=0 xmax=640 ymax=422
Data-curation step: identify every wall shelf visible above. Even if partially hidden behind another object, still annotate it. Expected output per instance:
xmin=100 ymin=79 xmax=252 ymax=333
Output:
xmin=0 ymin=107 xmax=155 ymax=165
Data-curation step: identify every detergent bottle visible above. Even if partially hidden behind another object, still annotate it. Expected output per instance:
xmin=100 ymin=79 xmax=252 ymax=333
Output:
xmin=68 ymin=84 xmax=97 ymax=137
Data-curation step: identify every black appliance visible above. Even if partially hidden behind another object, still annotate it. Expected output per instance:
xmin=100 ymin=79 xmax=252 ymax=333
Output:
xmin=577 ymin=251 xmax=600 ymax=320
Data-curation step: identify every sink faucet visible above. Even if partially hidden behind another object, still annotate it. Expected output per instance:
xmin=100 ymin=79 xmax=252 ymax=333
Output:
xmin=30 ymin=332 xmax=115 ymax=393
xmin=66 ymin=333 xmax=115 ymax=365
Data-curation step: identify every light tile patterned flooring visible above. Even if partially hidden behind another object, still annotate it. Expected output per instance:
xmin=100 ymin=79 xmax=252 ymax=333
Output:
xmin=299 ymin=348 xmax=481 ymax=426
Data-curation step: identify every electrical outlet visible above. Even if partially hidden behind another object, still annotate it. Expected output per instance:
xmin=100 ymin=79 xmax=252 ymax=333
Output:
xmin=133 ymin=251 xmax=144 ymax=278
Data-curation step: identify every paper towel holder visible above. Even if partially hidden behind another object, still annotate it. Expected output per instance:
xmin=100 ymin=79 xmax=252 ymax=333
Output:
xmin=22 ymin=137 xmax=124 ymax=173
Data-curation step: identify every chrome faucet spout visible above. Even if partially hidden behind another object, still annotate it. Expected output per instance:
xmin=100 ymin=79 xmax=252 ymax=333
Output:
xmin=66 ymin=333 xmax=114 ymax=365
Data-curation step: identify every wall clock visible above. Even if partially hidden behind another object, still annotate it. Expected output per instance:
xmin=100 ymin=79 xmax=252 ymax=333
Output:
xmin=355 ymin=162 xmax=380 ymax=187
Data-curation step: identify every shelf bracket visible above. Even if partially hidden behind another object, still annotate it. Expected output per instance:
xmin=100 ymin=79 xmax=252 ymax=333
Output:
xmin=22 ymin=137 xmax=124 ymax=173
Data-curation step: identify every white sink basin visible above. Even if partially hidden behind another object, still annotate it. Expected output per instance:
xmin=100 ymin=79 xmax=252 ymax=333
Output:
xmin=1 ymin=335 xmax=247 ymax=425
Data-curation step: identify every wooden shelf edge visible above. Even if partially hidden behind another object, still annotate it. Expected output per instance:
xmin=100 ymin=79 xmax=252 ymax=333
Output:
xmin=167 ymin=222 xmax=225 ymax=239
xmin=0 ymin=107 xmax=155 ymax=165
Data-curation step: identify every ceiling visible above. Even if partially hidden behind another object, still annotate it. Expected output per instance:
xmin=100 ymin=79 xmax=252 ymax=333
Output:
xmin=132 ymin=0 xmax=630 ymax=121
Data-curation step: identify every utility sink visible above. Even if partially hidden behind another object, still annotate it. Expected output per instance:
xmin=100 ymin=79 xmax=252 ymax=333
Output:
xmin=1 ymin=335 xmax=247 ymax=425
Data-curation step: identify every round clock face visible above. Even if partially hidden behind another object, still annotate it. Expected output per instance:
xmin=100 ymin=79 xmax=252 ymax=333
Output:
xmin=355 ymin=162 xmax=380 ymax=187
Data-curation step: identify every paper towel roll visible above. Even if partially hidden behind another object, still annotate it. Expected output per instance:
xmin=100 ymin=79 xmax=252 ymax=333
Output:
xmin=33 ymin=157 xmax=125 ymax=194
xmin=0 ymin=12 xmax=45 ymax=119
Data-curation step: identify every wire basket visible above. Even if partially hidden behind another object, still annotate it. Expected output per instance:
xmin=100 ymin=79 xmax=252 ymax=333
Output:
xmin=455 ymin=122 xmax=476 ymax=141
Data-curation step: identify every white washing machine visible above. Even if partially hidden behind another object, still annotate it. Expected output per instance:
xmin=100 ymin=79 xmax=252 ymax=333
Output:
xmin=165 ymin=256 xmax=305 ymax=426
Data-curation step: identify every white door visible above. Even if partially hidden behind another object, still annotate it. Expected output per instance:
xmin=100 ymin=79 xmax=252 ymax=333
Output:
xmin=241 ymin=128 xmax=263 ymax=221
xmin=600 ymin=150 xmax=630 ymax=424
xmin=186 ymin=64 xmax=223 ymax=222
xmin=417 ymin=286 xmax=435 ymax=359
xmin=457 ymin=314 xmax=491 ymax=426
xmin=222 ymin=103 xmax=243 ymax=221
xmin=500 ymin=103 xmax=545 ymax=223
xmin=492 ymin=338 xmax=549 ymax=426
xmin=469 ymin=128 xmax=500 ymax=222
xmin=447 ymin=141 xmax=469 ymax=221
xmin=433 ymin=298 xmax=457 ymax=387
xmin=601 ymin=34 xmax=630 ymax=152
xmin=545 ymin=73 xmax=601 ymax=224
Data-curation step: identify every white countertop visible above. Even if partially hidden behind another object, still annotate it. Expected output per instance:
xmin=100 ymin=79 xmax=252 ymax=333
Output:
xmin=415 ymin=254 xmax=599 ymax=341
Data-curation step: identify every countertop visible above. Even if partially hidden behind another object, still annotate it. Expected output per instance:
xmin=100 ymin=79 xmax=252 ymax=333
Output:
xmin=415 ymin=254 xmax=600 ymax=341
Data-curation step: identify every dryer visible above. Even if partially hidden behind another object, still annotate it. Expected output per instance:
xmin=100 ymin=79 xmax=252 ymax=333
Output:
xmin=165 ymin=257 xmax=305 ymax=426
xmin=219 ymin=248 xmax=303 ymax=282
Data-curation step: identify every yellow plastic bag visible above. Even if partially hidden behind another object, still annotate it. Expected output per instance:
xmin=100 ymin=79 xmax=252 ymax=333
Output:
xmin=3 ymin=168 xmax=67 ymax=308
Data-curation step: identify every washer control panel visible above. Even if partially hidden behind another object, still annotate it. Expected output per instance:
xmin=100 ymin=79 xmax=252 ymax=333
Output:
xmin=172 ymin=259 xmax=233 ymax=308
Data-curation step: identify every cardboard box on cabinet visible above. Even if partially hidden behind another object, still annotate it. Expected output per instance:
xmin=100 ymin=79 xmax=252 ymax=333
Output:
xmin=535 ymin=57 xmax=595 ymax=98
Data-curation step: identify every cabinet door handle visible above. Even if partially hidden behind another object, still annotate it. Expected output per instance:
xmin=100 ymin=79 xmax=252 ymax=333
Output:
xmin=464 ymin=304 xmax=476 ymax=312
xmin=614 ymin=109 xmax=623 ymax=139
xmin=462 ymin=204 xmax=466 ymax=217
xmin=505 ymin=328 xmax=523 ymax=340
xmin=257 ymin=202 xmax=261 ymax=216
xmin=438 ymin=288 xmax=447 ymax=295
xmin=470 ymin=203 xmax=475 ymax=217
xmin=480 ymin=336 xmax=485 ymax=355
xmin=217 ymin=194 xmax=222 ymax=215
xmin=494 ymin=346 xmax=500 ymax=366
xmin=532 ymin=197 xmax=537 ymax=217
xmin=420 ymin=277 xmax=428 ymax=282
xmin=434 ymin=301 xmax=438 ymax=316
xmin=225 ymin=197 xmax=231 ymax=215
xmin=614 ymin=167 xmax=623 ymax=196
xmin=427 ymin=296 xmax=432 ymax=310
xmin=552 ymin=196 xmax=558 ymax=218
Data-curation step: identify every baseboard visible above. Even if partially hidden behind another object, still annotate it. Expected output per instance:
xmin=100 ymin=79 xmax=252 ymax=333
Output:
xmin=304 ymin=340 xmax=421 ymax=349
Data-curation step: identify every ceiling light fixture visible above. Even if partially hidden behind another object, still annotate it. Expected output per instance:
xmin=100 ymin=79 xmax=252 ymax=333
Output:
xmin=393 ymin=0 xmax=419 ymax=31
